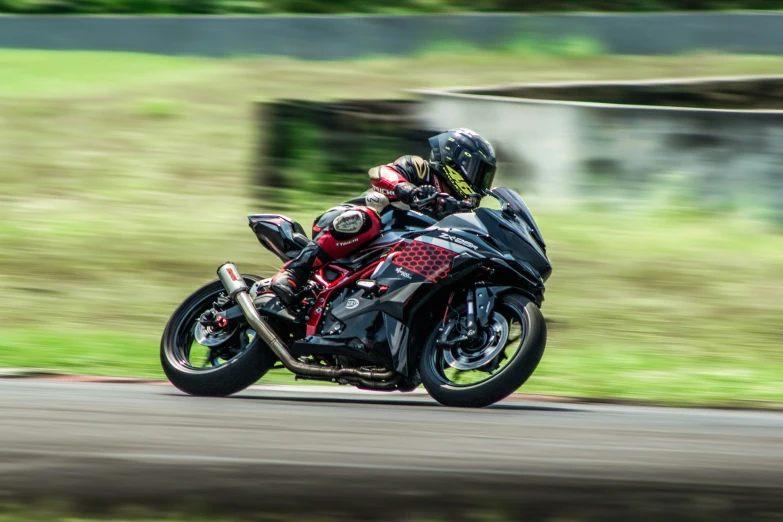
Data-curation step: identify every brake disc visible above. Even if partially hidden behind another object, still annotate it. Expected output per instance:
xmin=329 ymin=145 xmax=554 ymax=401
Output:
xmin=194 ymin=322 xmax=238 ymax=348
xmin=443 ymin=312 xmax=509 ymax=371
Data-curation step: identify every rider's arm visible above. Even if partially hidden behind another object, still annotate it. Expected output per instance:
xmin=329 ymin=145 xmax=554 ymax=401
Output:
xmin=368 ymin=155 xmax=431 ymax=204
xmin=368 ymin=165 xmax=406 ymax=200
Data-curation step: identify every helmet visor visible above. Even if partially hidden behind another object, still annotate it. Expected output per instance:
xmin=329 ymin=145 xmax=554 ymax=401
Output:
xmin=476 ymin=161 xmax=497 ymax=191
xmin=454 ymin=149 xmax=497 ymax=193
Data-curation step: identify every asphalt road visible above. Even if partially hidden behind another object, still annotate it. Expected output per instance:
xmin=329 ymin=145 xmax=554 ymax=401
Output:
xmin=1 ymin=380 xmax=782 ymax=520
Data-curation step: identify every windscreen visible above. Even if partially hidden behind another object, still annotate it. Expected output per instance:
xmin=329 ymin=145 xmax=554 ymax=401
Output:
xmin=489 ymin=187 xmax=546 ymax=249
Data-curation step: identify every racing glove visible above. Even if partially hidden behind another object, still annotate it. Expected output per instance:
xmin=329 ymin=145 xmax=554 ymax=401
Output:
xmin=396 ymin=183 xmax=438 ymax=206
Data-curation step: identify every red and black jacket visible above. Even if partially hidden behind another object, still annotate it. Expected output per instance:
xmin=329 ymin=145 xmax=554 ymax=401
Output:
xmin=368 ymin=155 xmax=445 ymax=204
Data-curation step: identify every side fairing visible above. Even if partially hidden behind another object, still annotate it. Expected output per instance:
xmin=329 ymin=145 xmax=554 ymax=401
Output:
xmin=382 ymin=314 xmax=411 ymax=375
xmin=320 ymin=283 xmax=421 ymax=374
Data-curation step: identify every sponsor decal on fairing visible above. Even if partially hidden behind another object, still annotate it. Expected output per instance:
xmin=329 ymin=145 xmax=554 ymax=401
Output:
xmin=395 ymin=266 xmax=412 ymax=279
xmin=438 ymin=232 xmax=478 ymax=251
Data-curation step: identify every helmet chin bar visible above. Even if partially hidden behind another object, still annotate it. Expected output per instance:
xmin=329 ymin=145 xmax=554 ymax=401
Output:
xmin=441 ymin=165 xmax=474 ymax=199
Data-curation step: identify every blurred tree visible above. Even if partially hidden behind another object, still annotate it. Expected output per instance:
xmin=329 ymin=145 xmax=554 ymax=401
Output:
xmin=256 ymin=100 xmax=437 ymax=207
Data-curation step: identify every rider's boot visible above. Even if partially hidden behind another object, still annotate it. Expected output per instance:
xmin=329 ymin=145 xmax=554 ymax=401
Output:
xmin=270 ymin=241 xmax=322 ymax=306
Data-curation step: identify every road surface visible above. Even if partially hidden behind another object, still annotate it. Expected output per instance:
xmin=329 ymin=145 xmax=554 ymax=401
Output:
xmin=1 ymin=380 xmax=781 ymax=520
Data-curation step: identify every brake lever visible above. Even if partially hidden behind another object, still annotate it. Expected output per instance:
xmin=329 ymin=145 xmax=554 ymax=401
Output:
xmin=411 ymin=193 xmax=438 ymax=209
xmin=445 ymin=196 xmax=474 ymax=212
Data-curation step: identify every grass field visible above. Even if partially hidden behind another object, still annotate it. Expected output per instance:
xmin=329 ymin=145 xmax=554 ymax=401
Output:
xmin=1 ymin=49 xmax=782 ymax=405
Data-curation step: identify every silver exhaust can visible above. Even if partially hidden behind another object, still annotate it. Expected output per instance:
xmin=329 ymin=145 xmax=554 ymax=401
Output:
xmin=217 ymin=262 xmax=248 ymax=298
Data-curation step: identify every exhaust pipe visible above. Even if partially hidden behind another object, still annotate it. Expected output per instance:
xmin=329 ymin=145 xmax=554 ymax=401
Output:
xmin=217 ymin=263 xmax=397 ymax=384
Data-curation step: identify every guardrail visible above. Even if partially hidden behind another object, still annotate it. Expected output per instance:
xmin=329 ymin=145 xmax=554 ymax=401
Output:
xmin=2 ymin=13 xmax=783 ymax=59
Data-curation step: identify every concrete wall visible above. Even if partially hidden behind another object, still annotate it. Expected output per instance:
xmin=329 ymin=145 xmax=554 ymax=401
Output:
xmin=418 ymin=91 xmax=783 ymax=220
xmin=3 ymin=13 xmax=783 ymax=59
xmin=461 ymin=77 xmax=783 ymax=110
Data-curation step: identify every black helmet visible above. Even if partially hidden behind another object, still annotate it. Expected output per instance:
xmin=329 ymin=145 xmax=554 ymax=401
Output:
xmin=429 ymin=128 xmax=497 ymax=199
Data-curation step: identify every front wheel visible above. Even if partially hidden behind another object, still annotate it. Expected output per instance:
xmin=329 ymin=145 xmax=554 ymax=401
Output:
xmin=419 ymin=293 xmax=546 ymax=408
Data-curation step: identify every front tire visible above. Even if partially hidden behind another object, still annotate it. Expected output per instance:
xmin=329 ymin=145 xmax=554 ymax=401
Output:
xmin=160 ymin=277 xmax=278 ymax=397
xmin=419 ymin=293 xmax=546 ymax=408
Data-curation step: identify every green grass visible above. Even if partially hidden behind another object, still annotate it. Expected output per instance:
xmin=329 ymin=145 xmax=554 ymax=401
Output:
xmin=531 ymin=203 xmax=783 ymax=405
xmin=1 ymin=49 xmax=782 ymax=405
xmin=0 ymin=51 xmax=212 ymax=98
xmin=411 ymin=35 xmax=605 ymax=62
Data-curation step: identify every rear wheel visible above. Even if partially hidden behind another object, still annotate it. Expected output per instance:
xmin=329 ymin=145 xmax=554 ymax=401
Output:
xmin=419 ymin=293 xmax=546 ymax=408
xmin=160 ymin=277 xmax=278 ymax=397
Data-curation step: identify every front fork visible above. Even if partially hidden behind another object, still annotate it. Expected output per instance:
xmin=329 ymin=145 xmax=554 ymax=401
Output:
xmin=465 ymin=288 xmax=477 ymax=337
xmin=438 ymin=286 xmax=491 ymax=347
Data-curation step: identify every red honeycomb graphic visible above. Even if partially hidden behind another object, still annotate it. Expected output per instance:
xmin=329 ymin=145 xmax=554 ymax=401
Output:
xmin=390 ymin=240 xmax=456 ymax=282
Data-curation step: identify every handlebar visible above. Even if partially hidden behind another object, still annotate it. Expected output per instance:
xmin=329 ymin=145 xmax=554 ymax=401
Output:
xmin=410 ymin=191 xmax=438 ymax=208
xmin=411 ymin=192 xmax=475 ymax=212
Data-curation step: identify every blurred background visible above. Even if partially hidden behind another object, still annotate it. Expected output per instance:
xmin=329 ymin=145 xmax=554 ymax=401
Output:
xmin=0 ymin=0 xmax=782 ymax=410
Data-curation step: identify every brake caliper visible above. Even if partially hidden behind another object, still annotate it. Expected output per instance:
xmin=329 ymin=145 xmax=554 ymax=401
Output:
xmin=199 ymin=294 xmax=232 ymax=330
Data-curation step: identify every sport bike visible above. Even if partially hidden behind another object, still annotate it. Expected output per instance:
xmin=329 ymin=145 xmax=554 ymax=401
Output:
xmin=161 ymin=187 xmax=551 ymax=407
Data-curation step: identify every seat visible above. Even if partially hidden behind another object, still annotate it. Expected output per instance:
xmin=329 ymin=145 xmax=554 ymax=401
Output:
xmin=249 ymin=214 xmax=310 ymax=261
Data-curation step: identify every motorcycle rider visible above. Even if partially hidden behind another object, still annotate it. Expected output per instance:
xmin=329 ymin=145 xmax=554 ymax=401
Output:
xmin=270 ymin=128 xmax=498 ymax=306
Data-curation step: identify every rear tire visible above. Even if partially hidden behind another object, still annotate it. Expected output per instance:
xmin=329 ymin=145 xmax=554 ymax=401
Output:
xmin=160 ymin=277 xmax=278 ymax=397
xmin=419 ymin=293 xmax=546 ymax=408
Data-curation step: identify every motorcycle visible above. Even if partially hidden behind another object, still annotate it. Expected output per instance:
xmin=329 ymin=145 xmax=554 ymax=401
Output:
xmin=160 ymin=187 xmax=551 ymax=408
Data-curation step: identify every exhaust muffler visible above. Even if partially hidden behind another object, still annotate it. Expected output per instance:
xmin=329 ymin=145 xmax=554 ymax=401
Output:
xmin=217 ymin=262 xmax=397 ymax=385
xmin=217 ymin=262 xmax=249 ymax=297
